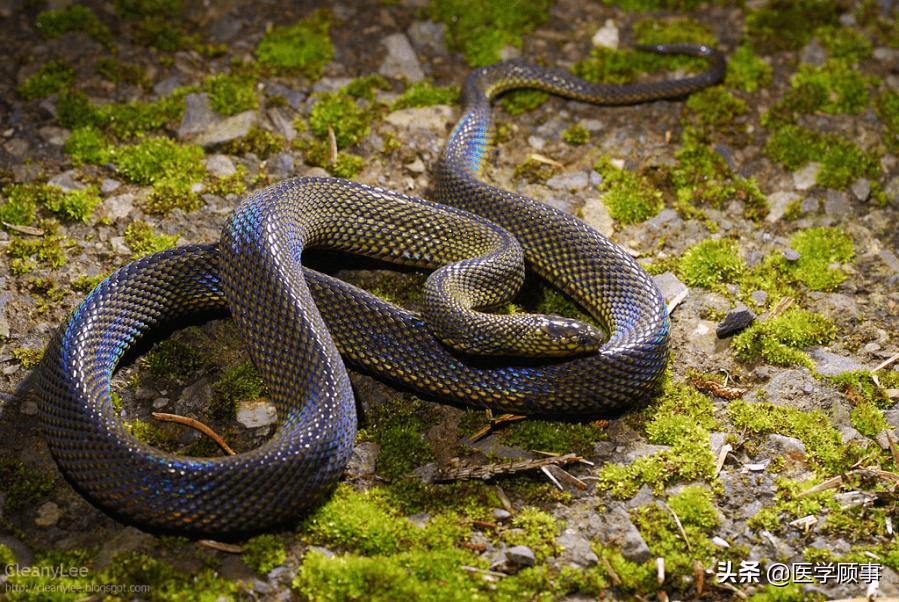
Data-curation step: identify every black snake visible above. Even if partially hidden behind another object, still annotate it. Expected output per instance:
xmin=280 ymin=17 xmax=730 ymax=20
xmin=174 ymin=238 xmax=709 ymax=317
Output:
xmin=35 ymin=44 xmax=724 ymax=533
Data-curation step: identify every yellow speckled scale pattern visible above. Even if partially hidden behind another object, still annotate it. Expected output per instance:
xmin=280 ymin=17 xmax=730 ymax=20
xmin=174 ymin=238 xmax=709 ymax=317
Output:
xmin=35 ymin=45 xmax=724 ymax=534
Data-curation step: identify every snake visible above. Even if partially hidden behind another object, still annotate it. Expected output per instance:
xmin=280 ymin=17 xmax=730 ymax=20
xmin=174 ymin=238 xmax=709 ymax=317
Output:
xmin=35 ymin=44 xmax=724 ymax=534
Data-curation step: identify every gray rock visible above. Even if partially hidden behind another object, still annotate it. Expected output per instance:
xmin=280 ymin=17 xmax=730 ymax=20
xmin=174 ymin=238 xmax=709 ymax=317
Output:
xmin=591 ymin=19 xmax=619 ymax=49
xmin=48 ymin=170 xmax=84 ymax=192
xmin=267 ymin=107 xmax=297 ymax=141
xmin=807 ymin=348 xmax=868 ymax=376
xmin=380 ymin=33 xmax=425 ymax=82
xmin=266 ymin=83 xmax=306 ymax=110
xmin=236 ymin=399 xmax=278 ymax=429
xmin=765 ymin=191 xmax=800 ymax=223
xmin=850 ymin=178 xmax=871 ymax=201
xmin=782 ymin=247 xmax=801 ymax=261
xmin=580 ymin=196 xmax=614 ymax=237
xmin=102 ymin=192 xmax=136 ymax=221
xmin=592 ymin=504 xmax=652 ymax=562
xmin=793 ymin=163 xmax=820 ymax=190
xmin=492 ymin=508 xmax=512 ymax=522
xmin=205 ymin=154 xmax=237 ymax=177
xmin=556 ymin=529 xmax=598 ymax=567
xmin=506 ymin=545 xmax=536 ymax=567
xmin=192 ymin=110 xmax=257 ymax=149
xmin=384 ymin=105 xmax=455 ymax=132
xmin=346 ymin=441 xmax=379 ymax=476
xmin=653 ymin=271 xmax=687 ymax=307
xmin=716 ymin=306 xmax=756 ymax=338
xmin=178 ymin=92 xmax=219 ymax=139
xmin=824 ymin=189 xmax=850 ymax=217
xmin=545 ymin=171 xmax=589 ymax=192
xmin=407 ymin=20 xmax=447 ymax=54
xmin=750 ymin=290 xmax=768 ymax=306
xmin=267 ymin=152 xmax=295 ymax=179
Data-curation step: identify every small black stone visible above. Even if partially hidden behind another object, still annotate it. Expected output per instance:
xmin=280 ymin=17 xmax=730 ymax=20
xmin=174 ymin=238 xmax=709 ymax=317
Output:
xmin=716 ymin=306 xmax=757 ymax=338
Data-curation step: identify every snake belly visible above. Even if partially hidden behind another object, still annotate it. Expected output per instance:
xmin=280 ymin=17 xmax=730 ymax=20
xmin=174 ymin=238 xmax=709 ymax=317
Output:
xmin=35 ymin=45 xmax=724 ymax=534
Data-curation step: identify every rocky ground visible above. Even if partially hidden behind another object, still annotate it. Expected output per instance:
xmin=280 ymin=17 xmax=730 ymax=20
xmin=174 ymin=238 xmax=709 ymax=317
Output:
xmin=1 ymin=0 xmax=899 ymax=600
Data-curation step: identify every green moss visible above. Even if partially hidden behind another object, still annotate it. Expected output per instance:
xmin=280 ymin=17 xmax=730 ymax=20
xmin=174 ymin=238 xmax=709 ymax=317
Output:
xmin=429 ymin=0 xmax=552 ymax=67
xmin=597 ymin=382 xmax=718 ymax=499
xmin=816 ymin=25 xmax=873 ymax=63
xmin=876 ymin=89 xmax=899 ymax=154
xmin=221 ymin=127 xmax=285 ymax=159
xmin=633 ymin=16 xmax=717 ymax=49
xmin=294 ymin=546 xmax=486 ymax=602
xmin=101 ymin=550 xmax=237 ymax=601
xmin=96 ymin=58 xmax=151 ymax=88
xmin=500 ymin=420 xmax=606 ymax=455
xmin=724 ymin=44 xmax=773 ymax=92
xmin=298 ymin=138 xmax=367 ymax=179
xmin=785 ymin=226 xmax=854 ymax=291
xmin=203 ymin=73 xmax=258 ymax=116
xmin=71 ymin=274 xmax=106 ymax=293
xmin=747 ymin=478 xmax=839 ymax=533
xmin=255 ymin=10 xmax=334 ymax=79
xmin=504 ymin=507 xmax=561 ymax=561
xmin=0 ymin=457 xmax=54 ymax=512
xmin=303 ymin=486 xmax=412 ymax=555
xmin=210 ymin=361 xmax=264 ymax=421
xmin=763 ymin=123 xmax=880 ymax=190
xmin=18 ymin=60 xmax=75 ymax=100
xmin=594 ymin=156 xmax=664 ymax=224
xmin=628 ymin=488 xmax=724 ymax=595
xmin=678 ymin=238 xmax=745 ymax=288
xmin=683 ymin=86 xmax=749 ymax=140
xmin=124 ymin=221 xmax=178 ymax=258
xmin=0 ymin=183 xmax=98 ymax=224
xmin=727 ymin=399 xmax=854 ymax=473
xmin=12 ymin=347 xmax=43 ymax=369
xmin=241 ymin=534 xmax=287 ymax=574
xmin=732 ymin=306 xmax=836 ymax=368
xmin=851 ymin=398 xmax=888 ymax=438
xmin=35 ymin=4 xmax=112 ymax=46
xmin=392 ymin=81 xmax=459 ymax=110
xmin=100 ymin=88 xmax=191 ymax=140
xmin=343 ymin=75 xmax=391 ymax=102
xmin=791 ymin=60 xmax=877 ymax=115
xmin=145 ymin=177 xmax=202 ymax=216
xmin=561 ymin=123 xmax=590 ymax=145
xmin=308 ymin=93 xmax=372 ymax=149
xmin=109 ymin=136 xmax=205 ymax=185
xmin=642 ymin=381 xmax=720 ymax=446
xmin=142 ymin=338 xmax=208 ymax=382
xmin=206 ymin=165 xmax=248 ymax=197
xmin=64 ymin=126 xmax=110 ymax=166
xmin=830 ymin=371 xmax=893 ymax=409
xmin=8 ymin=232 xmax=66 ymax=273
xmin=746 ymin=0 xmax=841 ymax=52
xmin=328 ymin=153 xmax=366 ymax=178
xmin=0 ymin=184 xmax=39 ymax=226
xmin=667 ymin=485 xmax=720 ymax=528
xmin=127 ymin=419 xmax=182 ymax=452
xmin=364 ymin=396 xmax=436 ymax=480
xmin=499 ymin=89 xmax=548 ymax=115
xmin=44 ymin=186 xmax=102 ymax=223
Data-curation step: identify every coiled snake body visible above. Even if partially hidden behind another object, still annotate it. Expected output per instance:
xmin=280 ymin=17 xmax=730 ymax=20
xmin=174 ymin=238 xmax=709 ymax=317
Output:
xmin=36 ymin=45 xmax=724 ymax=533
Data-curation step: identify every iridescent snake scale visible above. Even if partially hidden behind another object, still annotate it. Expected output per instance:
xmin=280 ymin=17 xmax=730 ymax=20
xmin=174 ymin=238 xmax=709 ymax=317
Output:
xmin=35 ymin=44 xmax=724 ymax=534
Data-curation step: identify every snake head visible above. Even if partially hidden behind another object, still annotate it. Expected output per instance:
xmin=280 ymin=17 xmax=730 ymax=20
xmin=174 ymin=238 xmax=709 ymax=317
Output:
xmin=537 ymin=316 xmax=606 ymax=356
